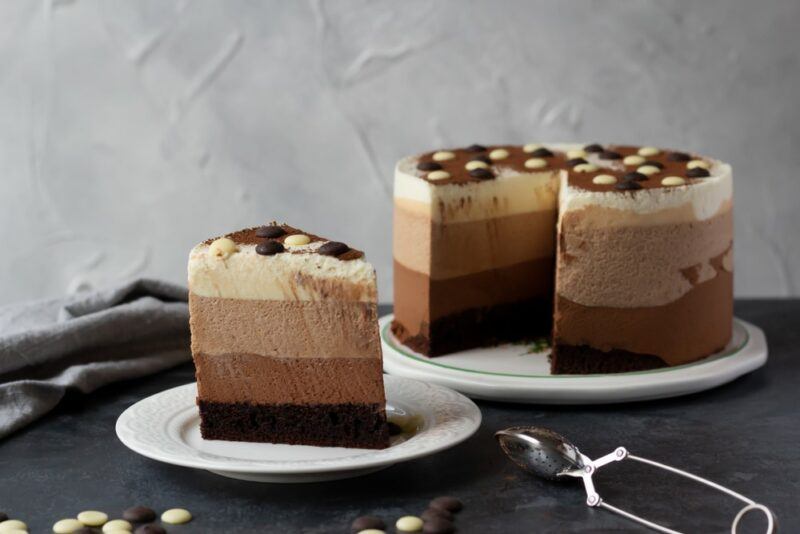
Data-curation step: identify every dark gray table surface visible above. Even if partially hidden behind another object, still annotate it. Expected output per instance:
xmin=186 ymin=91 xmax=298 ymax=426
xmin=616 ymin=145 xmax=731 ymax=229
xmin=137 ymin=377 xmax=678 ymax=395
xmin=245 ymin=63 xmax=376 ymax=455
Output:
xmin=1 ymin=300 xmax=797 ymax=533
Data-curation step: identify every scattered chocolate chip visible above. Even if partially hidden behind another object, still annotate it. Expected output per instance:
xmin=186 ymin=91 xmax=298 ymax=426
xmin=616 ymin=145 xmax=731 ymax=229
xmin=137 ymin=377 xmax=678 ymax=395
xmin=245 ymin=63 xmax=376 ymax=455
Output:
xmin=417 ymin=161 xmax=443 ymax=171
xmin=599 ymin=150 xmax=622 ymax=160
xmin=566 ymin=158 xmax=588 ymax=167
xmin=470 ymin=155 xmax=492 ymax=165
xmin=255 ymin=225 xmax=286 ymax=239
xmin=622 ymin=172 xmax=648 ymax=182
xmin=318 ymin=241 xmax=349 ymax=256
xmin=468 ymin=168 xmax=494 ymax=180
xmin=0 ymin=513 xmax=7 ymax=522
xmin=124 ymin=507 xmax=157 ymax=524
xmin=134 ymin=525 xmax=166 ymax=534
xmin=643 ymin=160 xmax=664 ymax=169
xmin=421 ymin=508 xmax=453 ymax=522
xmin=429 ymin=496 xmax=463 ymax=513
xmin=529 ymin=147 xmax=554 ymax=158
xmin=667 ymin=151 xmax=691 ymax=162
xmin=464 ymin=144 xmax=487 ymax=152
xmin=388 ymin=421 xmax=403 ymax=436
xmin=256 ymin=241 xmax=285 ymax=256
xmin=583 ymin=143 xmax=604 ymax=153
xmin=423 ymin=517 xmax=455 ymax=534
xmin=686 ymin=167 xmax=710 ymax=178
xmin=615 ymin=180 xmax=643 ymax=190
xmin=351 ymin=515 xmax=386 ymax=532
xmin=73 ymin=528 xmax=99 ymax=534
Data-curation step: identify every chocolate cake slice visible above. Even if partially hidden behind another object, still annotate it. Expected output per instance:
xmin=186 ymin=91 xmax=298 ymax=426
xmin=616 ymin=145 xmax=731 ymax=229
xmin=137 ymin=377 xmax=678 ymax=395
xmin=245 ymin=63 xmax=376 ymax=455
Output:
xmin=392 ymin=143 xmax=733 ymax=374
xmin=188 ymin=223 xmax=389 ymax=448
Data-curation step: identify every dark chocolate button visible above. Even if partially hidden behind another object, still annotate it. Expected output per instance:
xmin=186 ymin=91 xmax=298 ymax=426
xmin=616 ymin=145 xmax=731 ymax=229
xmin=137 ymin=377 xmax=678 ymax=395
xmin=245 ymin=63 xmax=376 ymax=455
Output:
xmin=464 ymin=144 xmax=487 ymax=152
xmin=255 ymin=225 xmax=286 ymax=239
xmin=468 ymin=168 xmax=494 ymax=180
xmin=686 ymin=167 xmax=710 ymax=178
xmin=599 ymin=150 xmax=622 ymax=160
xmin=622 ymin=172 xmax=648 ymax=182
xmin=583 ymin=143 xmax=604 ymax=153
xmin=615 ymin=180 xmax=642 ymax=190
xmin=421 ymin=507 xmax=453 ymax=522
xmin=123 ymin=507 xmax=157 ymax=524
xmin=73 ymin=528 xmax=99 ymax=534
xmin=417 ymin=161 xmax=443 ymax=171
xmin=529 ymin=147 xmax=554 ymax=158
xmin=0 ymin=513 xmax=7 ymax=522
xmin=351 ymin=515 xmax=386 ymax=532
xmin=423 ymin=517 xmax=455 ymax=534
xmin=133 ymin=525 xmax=166 ymax=534
xmin=566 ymin=158 xmax=588 ymax=167
xmin=429 ymin=496 xmax=463 ymax=513
xmin=470 ymin=155 xmax=492 ymax=165
xmin=643 ymin=160 xmax=664 ymax=169
xmin=256 ymin=241 xmax=285 ymax=256
xmin=667 ymin=151 xmax=691 ymax=162
xmin=318 ymin=241 xmax=349 ymax=256
xmin=388 ymin=421 xmax=403 ymax=436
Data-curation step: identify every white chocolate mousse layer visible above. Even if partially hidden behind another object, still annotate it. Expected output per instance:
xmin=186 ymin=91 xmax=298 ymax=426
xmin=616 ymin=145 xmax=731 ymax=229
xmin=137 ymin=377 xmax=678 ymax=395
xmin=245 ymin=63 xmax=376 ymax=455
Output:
xmin=188 ymin=241 xmax=377 ymax=302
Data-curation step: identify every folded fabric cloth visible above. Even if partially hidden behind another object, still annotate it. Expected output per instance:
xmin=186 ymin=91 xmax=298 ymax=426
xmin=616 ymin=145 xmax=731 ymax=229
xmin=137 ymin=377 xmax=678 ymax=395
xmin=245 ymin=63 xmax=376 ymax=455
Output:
xmin=0 ymin=278 xmax=190 ymax=439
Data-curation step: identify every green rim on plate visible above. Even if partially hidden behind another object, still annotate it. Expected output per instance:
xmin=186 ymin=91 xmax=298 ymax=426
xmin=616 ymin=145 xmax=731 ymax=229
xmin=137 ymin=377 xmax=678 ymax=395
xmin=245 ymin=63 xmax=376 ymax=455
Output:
xmin=381 ymin=319 xmax=749 ymax=379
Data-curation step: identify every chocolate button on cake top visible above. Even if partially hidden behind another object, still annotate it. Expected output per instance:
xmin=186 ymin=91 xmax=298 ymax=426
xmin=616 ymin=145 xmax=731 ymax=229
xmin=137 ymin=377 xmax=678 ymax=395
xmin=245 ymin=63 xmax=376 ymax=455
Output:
xmin=464 ymin=144 xmax=487 ymax=152
xmin=583 ymin=143 xmax=604 ymax=153
xmin=318 ymin=241 xmax=350 ymax=257
xmin=687 ymin=167 xmax=711 ymax=178
xmin=255 ymin=225 xmax=286 ymax=238
xmin=417 ymin=161 xmax=443 ymax=171
xmin=256 ymin=241 xmax=285 ymax=256
xmin=468 ymin=168 xmax=495 ymax=180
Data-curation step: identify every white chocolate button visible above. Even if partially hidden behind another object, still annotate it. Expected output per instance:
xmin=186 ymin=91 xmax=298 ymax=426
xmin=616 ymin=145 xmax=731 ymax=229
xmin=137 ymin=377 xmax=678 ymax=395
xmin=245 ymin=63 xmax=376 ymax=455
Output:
xmin=638 ymin=146 xmax=661 ymax=157
xmin=637 ymin=165 xmax=661 ymax=175
xmin=208 ymin=237 xmax=238 ymax=259
xmin=622 ymin=155 xmax=645 ymax=166
xmin=284 ymin=234 xmax=311 ymax=247
xmin=395 ymin=516 xmax=423 ymax=532
xmin=77 ymin=511 xmax=108 ymax=527
xmin=161 ymin=509 xmax=192 ymax=525
xmin=687 ymin=159 xmax=710 ymax=170
xmin=592 ymin=174 xmax=617 ymax=185
xmin=102 ymin=520 xmax=133 ymax=533
xmin=573 ymin=163 xmax=598 ymax=173
xmin=54 ymin=519 xmax=84 ymax=533
xmin=426 ymin=170 xmax=450 ymax=181
xmin=432 ymin=151 xmax=455 ymax=162
xmin=356 ymin=530 xmax=385 ymax=534
xmin=524 ymin=158 xmax=548 ymax=169
xmin=489 ymin=148 xmax=509 ymax=161
xmin=566 ymin=148 xmax=586 ymax=159
xmin=662 ymin=176 xmax=686 ymax=186
xmin=3 ymin=530 xmax=27 ymax=534
xmin=0 ymin=521 xmax=27 ymax=532
xmin=522 ymin=143 xmax=542 ymax=153
xmin=465 ymin=160 xmax=489 ymax=171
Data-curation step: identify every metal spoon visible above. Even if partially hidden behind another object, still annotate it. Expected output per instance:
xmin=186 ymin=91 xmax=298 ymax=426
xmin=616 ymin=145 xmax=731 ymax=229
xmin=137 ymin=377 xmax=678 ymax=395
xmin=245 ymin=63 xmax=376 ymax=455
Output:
xmin=495 ymin=426 xmax=775 ymax=534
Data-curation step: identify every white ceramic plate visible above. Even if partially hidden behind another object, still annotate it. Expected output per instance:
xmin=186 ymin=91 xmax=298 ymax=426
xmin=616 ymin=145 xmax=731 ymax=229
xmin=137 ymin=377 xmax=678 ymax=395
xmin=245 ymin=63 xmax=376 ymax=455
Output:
xmin=116 ymin=375 xmax=481 ymax=483
xmin=381 ymin=315 xmax=767 ymax=404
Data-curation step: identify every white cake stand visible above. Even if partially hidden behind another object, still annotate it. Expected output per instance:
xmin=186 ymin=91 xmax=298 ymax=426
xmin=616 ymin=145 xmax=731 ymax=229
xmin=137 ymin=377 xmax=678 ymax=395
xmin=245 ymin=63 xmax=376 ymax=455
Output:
xmin=380 ymin=315 xmax=767 ymax=404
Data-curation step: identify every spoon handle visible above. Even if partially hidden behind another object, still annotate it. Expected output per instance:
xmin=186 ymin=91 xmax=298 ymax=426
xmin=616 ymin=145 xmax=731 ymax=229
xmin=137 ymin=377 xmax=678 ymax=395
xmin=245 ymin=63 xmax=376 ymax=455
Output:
xmin=577 ymin=448 xmax=776 ymax=534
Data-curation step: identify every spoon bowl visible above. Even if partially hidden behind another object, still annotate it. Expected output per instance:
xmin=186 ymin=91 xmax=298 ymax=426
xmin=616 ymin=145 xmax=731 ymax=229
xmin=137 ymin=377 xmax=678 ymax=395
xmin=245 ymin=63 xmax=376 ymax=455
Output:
xmin=495 ymin=426 xmax=585 ymax=480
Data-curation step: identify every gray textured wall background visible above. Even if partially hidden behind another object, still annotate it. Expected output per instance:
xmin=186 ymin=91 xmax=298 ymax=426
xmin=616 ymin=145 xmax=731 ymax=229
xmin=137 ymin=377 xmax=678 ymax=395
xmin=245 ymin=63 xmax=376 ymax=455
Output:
xmin=1 ymin=0 xmax=799 ymax=305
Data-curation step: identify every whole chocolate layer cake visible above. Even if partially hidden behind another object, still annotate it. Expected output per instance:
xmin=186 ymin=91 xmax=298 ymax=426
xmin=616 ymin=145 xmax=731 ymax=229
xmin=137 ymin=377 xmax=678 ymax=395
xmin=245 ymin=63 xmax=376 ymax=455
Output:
xmin=188 ymin=224 xmax=389 ymax=448
xmin=392 ymin=143 xmax=733 ymax=374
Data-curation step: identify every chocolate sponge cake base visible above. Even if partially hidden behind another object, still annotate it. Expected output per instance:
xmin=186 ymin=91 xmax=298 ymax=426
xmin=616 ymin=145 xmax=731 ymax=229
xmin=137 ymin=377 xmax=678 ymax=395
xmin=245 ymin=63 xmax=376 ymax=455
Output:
xmin=198 ymin=401 xmax=390 ymax=449
xmin=391 ymin=298 xmax=552 ymax=357
xmin=550 ymin=343 xmax=668 ymax=375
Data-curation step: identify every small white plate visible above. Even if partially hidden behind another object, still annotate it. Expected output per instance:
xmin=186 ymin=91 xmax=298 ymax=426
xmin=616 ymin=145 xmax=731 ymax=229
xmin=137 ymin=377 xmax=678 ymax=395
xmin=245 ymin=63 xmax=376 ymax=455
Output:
xmin=381 ymin=315 xmax=767 ymax=404
xmin=116 ymin=375 xmax=481 ymax=483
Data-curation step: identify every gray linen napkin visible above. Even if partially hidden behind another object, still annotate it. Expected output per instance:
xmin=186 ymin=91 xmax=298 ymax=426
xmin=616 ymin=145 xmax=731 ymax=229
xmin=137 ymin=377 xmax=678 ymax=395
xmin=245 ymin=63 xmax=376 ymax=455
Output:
xmin=0 ymin=278 xmax=190 ymax=439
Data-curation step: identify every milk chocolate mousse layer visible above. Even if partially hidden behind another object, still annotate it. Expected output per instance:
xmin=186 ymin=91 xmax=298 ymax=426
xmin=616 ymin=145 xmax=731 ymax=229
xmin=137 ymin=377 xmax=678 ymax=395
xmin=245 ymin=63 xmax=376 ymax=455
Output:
xmin=188 ymin=223 xmax=388 ymax=449
xmin=393 ymin=143 xmax=734 ymax=373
